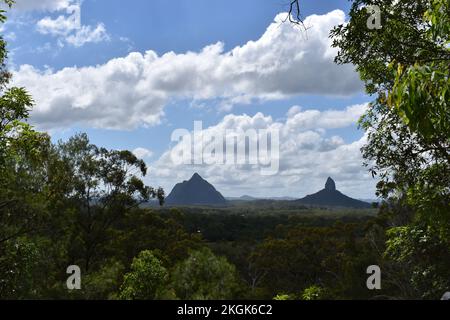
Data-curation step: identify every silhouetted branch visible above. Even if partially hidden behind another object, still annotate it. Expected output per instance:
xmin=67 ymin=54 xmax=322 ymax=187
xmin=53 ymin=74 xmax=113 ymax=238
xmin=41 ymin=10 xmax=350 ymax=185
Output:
xmin=283 ymin=0 xmax=308 ymax=31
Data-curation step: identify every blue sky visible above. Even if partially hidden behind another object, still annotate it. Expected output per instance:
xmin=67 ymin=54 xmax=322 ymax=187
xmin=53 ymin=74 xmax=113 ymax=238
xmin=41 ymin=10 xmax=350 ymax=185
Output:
xmin=9 ymin=0 xmax=353 ymax=68
xmin=4 ymin=0 xmax=377 ymax=198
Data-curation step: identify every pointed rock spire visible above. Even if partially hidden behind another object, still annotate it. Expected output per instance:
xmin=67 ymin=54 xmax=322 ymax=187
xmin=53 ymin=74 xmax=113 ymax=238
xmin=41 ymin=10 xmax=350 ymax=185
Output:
xmin=191 ymin=172 xmax=202 ymax=180
xmin=325 ymin=177 xmax=336 ymax=191
xmin=296 ymin=177 xmax=371 ymax=208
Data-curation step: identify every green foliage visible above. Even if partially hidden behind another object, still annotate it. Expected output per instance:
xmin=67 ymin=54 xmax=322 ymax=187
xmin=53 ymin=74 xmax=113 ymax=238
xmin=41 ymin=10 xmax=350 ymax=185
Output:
xmin=0 ymin=1 xmax=14 ymax=23
xmin=273 ymin=294 xmax=294 ymax=300
xmin=385 ymin=225 xmax=450 ymax=299
xmin=0 ymin=238 xmax=44 ymax=299
xmin=171 ymin=248 xmax=239 ymax=300
xmin=0 ymin=5 xmax=54 ymax=300
xmin=387 ymin=0 xmax=449 ymax=139
xmin=0 ymin=1 xmax=14 ymax=88
xmin=332 ymin=0 xmax=449 ymax=139
xmin=81 ymin=260 xmax=126 ymax=300
xmin=119 ymin=251 xmax=169 ymax=300
xmin=301 ymin=285 xmax=325 ymax=300
xmin=0 ymin=0 xmax=35 ymax=165
xmin=332 ymin=0 xmax=449 ymax=299
xmin=0 ymin=0 xmax=45 ymax=243
xmin=48 ymin=133 xmax=165 ymax=272
xmin=389 ymin=61 xmax=449 ymax=139
xmin=117 ymin=208 xmax=202 ymax=267
xmin=247 ymin=223 xmax=376 ymax=299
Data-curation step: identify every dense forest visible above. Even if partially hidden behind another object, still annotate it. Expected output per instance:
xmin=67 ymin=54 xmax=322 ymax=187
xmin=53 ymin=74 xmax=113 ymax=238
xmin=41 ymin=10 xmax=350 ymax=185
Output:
xmin=0 ymin=0 xmax=449 ymax=300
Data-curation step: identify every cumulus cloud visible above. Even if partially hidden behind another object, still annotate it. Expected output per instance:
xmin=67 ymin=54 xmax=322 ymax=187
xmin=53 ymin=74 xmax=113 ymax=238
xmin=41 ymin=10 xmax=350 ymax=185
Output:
xmin=35 ymin=1 xmax=109 ymax=47
xmin=14 ymin=56 xmax=166 ymax=129
xmin=148 ymin=104 xmax=376 ymax=199
xmin=285 ymin=104 xmax=367 ymax=130
xmin=8 ymin=0 xmax=109 ymax=47
xmin=133 ymin=147 xmax=153 ymax=160
xmin=12 ymin=10 xmax=363 ymax=130
xmin=65 ymin=23 xmax=108 ymax=47
xmin=36 ymin=3 xmax=79 ymax=36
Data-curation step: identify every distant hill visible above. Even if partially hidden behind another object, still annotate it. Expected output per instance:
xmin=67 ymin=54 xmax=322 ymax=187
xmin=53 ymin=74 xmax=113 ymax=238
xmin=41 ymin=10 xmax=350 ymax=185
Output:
xmin=295 ymin=177 xmax=371 ymax=209
xmin=226 ymin=195 xmax=259 ymax=201
xmin=226 ymin=195 xmax=296 ymax=201
xmin=165 ymin=173 xmax=227 ymax=206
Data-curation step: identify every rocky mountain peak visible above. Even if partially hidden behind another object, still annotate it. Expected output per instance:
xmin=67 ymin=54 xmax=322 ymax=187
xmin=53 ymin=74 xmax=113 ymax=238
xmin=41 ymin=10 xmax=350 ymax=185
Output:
xmin=325 ymin=177 xmax=336 ymax=191
xmin=165 ymin=173 xmax=227 ymax=206
xmin=191 ymin=172 xmax=203 ymax=181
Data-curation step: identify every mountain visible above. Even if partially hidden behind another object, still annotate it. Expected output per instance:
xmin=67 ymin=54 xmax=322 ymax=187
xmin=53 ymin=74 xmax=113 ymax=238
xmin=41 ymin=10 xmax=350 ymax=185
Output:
xmin=165 ymin=173 xmax=227 ymax=206
xmin=226 ymin=195 xmax=297 ymax=201
xmin=295 ymin=177 xmax=371 ymax=209
xmin=226 ymin=195 xmax=259 ymax=201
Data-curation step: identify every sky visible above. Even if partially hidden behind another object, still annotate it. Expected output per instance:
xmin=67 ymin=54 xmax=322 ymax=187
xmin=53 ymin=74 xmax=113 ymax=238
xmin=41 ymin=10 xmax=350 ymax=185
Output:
xmin=3 ymin=0 xmax=378 ymax=199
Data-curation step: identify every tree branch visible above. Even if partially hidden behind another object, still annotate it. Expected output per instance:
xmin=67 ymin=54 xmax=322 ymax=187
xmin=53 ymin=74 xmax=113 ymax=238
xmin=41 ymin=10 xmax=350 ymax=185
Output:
xmin=283 ymin=0 xmax=308 ymax=31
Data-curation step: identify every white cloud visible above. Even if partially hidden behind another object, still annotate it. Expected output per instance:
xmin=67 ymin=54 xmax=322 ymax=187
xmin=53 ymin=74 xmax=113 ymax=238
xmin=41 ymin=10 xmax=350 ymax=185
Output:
xmin=133 ymin=147 xmax=153 ymax=160
xmin=8 ymin=0 xmax=109 ymax=47
xmin=65 ymin=23 xmax=108 ymax=47
xmin=148 ymin=104 xmax=376 ymax=199
xmin=35 ymin=1 xmax=109 ymax=47
xmin=13 ymin=57 xmax=166 ymax=129
xmin=13 ymin=10 xmax=363 ymax=130
xmin=36 ymin=4 xmax=79 ymax=36
xmin=285 ymin=104 xmax=367 ymax=130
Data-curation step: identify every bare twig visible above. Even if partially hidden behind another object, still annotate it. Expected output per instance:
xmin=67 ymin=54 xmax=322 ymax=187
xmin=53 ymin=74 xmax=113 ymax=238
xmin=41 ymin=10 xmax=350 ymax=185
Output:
xmin=283 ymin=0 xmax=309 ymax=32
